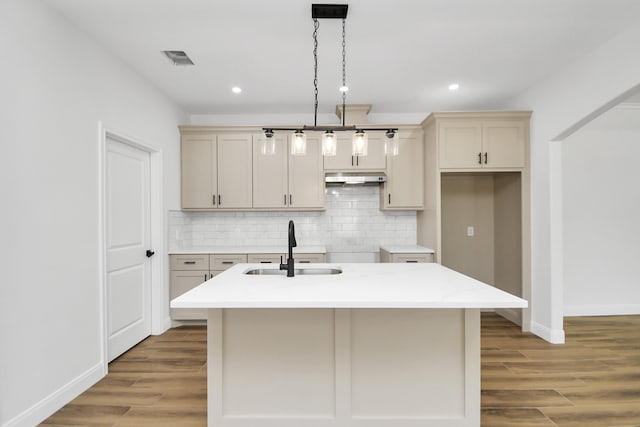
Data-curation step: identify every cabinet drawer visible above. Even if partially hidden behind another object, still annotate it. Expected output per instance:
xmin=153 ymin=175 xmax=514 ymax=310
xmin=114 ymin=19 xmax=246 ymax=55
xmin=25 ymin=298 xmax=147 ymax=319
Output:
xmin=170 ymin=254 xmax=210 ymax=270
xmin=391 ymin=253 xmax=434 ymax=263
xmin=247 ymin=253 xmax=284 ymax=264
xmin=211 ymin=254 xmax=248 ymax=270
xmin=294 ymin=253 xmax=326 ymax=263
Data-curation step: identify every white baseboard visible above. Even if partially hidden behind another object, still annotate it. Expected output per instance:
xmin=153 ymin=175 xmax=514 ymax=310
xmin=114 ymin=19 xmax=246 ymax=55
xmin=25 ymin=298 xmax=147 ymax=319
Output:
xmin=564 ymin=305 xmax=640 ymax=317
xmin=530 ymin=320 xmax=565 ymax=344
xmin=495 ymin=308 xmax=521 ymax=326
xmin=2 ymin=362 xmax=105 ymax=427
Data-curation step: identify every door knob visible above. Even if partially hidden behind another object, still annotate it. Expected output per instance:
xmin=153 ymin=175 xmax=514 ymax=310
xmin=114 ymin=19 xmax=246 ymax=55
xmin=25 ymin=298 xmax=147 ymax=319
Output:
xmin=146 ymin=250 xmax=155 ymax=258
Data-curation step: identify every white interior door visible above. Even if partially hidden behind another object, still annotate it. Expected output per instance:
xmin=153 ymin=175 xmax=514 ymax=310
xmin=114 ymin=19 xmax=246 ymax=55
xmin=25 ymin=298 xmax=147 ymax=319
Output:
xmin=105 ymin=137 xmax=152 ymax=362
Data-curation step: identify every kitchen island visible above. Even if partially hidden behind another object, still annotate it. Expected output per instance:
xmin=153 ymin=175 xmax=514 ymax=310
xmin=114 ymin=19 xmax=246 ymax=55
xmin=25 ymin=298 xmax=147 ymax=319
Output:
xmin=171 ymin=262 xmax=527 ymax=427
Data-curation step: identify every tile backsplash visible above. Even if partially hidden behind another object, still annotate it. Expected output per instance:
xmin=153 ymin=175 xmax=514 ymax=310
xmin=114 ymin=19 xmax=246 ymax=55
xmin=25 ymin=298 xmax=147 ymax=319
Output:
xmin=169 ymin=186 xmax=417 ymax=261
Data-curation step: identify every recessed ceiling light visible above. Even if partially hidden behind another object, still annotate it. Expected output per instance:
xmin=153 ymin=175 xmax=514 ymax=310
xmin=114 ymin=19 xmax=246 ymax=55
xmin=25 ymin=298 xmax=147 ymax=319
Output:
xmin=448 ymin=83 xmax=460 ymax=91
xmin=161 ymin=50 xmax=194 ymax=66
xmin=232 ymin=86 xmax=242 ymax=94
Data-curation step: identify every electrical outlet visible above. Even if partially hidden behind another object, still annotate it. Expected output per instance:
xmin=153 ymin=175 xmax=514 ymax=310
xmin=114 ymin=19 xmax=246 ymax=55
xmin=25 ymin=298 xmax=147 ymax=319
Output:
xmin=467 ymin=226 xmax=475 ymax=237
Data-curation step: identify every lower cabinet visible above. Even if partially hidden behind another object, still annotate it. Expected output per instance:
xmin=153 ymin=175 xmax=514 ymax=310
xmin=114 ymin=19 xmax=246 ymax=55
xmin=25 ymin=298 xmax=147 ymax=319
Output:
xmin=380 ymin=248 xmax=434 ymax=263
xmin=170 ymin=252 xmax=326 ymax=320
xmin=170 ymin=253 xmax=247 ymax=320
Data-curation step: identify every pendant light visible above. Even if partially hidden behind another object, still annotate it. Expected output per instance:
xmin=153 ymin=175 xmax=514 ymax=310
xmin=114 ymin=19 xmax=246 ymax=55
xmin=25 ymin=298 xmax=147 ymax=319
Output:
xmin=322 ymin=131 xmax=337 ymax=156
xmin=261 ymin=5 xmax=398 ymax=156
xmin=385 ymin=129 xmax=400 ymax=156
xmin=261 ymin=129 xmax=277 ymax=155
xmin=352 ymin=130 xmax=368 ymax=156
xmin=291 ymin=130 xmax=307 ymax=156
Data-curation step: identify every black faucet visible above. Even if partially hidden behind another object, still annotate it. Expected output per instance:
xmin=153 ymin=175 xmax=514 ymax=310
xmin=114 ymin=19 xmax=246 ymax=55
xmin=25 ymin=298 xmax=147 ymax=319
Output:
xmin=280 ymin=220 xmax=297 ymax=277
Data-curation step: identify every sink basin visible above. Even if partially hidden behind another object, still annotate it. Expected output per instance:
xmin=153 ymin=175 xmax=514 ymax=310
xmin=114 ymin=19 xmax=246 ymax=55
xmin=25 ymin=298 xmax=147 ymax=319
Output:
xmin=244 ymin=268 xmax=342 ymax=276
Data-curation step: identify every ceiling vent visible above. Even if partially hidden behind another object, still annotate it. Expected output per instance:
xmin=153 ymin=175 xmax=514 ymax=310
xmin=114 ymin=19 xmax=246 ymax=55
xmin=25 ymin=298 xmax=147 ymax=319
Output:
xmin=162 ymin=50 xmax=194 ymax=66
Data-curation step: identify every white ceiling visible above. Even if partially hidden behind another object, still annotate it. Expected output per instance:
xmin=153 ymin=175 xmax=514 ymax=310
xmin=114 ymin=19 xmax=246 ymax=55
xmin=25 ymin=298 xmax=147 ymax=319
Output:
xmin=43 ymin=0 xmax=640 ymax=116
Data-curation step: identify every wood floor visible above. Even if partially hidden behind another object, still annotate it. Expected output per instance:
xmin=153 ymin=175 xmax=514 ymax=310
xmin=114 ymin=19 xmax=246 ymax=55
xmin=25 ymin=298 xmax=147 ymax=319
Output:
xmin=41 ymin=313 xmax=640 ymax=427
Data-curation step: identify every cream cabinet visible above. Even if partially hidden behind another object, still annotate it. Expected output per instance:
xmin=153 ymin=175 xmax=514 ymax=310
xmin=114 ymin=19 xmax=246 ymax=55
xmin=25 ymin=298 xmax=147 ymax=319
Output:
xmin=323 ymin=135 xmax=386 ymax=171
xmin=380 ymin=249 xmax=434 ymax=263
xmin=247 ymin=253 xmax=326 ymax=264
xmin=181 ymin=133 xmax=253 ymax=210
xmin=419 ymin=111 xmax=531 ymax=327
xmin=253 ymin=133 xmax=325 ymax=209
xmin=438 ymin=119 xmax=526 ymax=169
xmin=170 ymin=253 xmax=247 ymax=321
xmin=169 ymin=254 xmax=210 ymax=320
xmin=381 ymin=128 xmax=424 ymax=209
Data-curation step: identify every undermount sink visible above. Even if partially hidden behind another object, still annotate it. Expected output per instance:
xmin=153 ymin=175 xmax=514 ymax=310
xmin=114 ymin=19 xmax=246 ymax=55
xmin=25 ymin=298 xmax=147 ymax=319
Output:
xmin=244 ymin=268 xmax=342 ymax=276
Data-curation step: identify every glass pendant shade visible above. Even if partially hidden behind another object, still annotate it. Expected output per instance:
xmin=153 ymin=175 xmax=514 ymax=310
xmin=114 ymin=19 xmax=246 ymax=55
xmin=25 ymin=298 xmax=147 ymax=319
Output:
xmin=385 ymin=131 xmax=400 ymax=156
xmin=322 ymin=131 xmax=337 ymax=156
xmin=261 ymin=135 xmax=277 ymax=155
xmin=352 ymin=130 xmax=368 ymax=156
xmin=291 ymin=131 xmax=307 ymax=156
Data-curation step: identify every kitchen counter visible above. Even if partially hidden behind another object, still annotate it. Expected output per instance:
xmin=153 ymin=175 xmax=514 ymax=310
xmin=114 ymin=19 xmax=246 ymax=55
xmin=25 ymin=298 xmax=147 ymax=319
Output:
xmin=168 ymin=245 xmax=326 ymax=255
xmin=171 ymin=262 xmax=525 ymax=309
xmin=171 ymin=263 xmax=526 ymax=427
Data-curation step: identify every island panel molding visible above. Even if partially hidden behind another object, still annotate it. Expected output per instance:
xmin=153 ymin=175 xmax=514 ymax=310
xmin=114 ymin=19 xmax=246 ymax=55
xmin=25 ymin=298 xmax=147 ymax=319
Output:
xmin=207 ymin=307 xmax=480 ymax=426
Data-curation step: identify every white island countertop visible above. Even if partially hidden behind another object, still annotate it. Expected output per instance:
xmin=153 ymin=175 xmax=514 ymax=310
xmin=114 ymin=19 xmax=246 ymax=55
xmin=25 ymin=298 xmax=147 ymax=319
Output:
xmin=171 ymin=262 xmax=527 ymax=309
xmin=169 ymin=245 xmax=326 ymax=255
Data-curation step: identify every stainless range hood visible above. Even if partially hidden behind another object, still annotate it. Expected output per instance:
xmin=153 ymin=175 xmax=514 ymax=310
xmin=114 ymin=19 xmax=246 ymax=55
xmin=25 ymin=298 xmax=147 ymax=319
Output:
xmin=325 ymin=172 xmax=387 ymax=186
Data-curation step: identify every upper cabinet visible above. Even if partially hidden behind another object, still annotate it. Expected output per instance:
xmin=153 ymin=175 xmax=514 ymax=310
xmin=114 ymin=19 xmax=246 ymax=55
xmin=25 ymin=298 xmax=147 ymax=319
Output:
xmin=181 ymin=131 xmax=252 ymax=210
xmin=253 ymin=133 xmax=325 ymax=209
xmin=380 ymin=128 xmax=424 ymax=210
xmin=437 ymin=116 xmax=527 ymax=169
xmin=288 ymin=134 xmax=325 ymax=209
xmin=323 ymin=135 xmax=386 ymax=171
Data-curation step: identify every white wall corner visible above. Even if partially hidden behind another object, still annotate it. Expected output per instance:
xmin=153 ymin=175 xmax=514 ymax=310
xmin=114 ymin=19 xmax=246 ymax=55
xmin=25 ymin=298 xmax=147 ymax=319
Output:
xmin=2 ymin=363 xmax=105 ymax=427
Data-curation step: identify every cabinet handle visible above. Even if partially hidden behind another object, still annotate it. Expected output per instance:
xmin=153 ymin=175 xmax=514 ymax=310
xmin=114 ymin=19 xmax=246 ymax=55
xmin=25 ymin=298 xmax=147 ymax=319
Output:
xmin=289 ymin=194 xmax=292 ymax=205
xmin=222 ymin=261 xmax=233 ymax=264
xmin=351 ymin=156 xmax=354 ymax=166
xmin=260 ymin=261 xmax=272 ymax=264
xmin=284 ymin=194 xmax=287 ymax=205
xmin=184 ymin=261 xmax=196 ymax=264
xmin=478 ymin=152 xmax=482 ymax=164
xmin=356 ymin=156 xmax=359 ymax=166
xmin=299 ymin=260 xmax=311 ymax=263
xmin=405 ymin=260 xmax=418 ymax=263
xmin=213 ymin=194 xmax=216 ymax=206
xmin=388 ymin=194 xmax=391 ymax=204
xmin=484 ymin=152 xmax=488 ymax=164
xmin=204 ymin=274 xmax=208 ymax=281
xmin=218 ymin=194 xmax=221 ymax=205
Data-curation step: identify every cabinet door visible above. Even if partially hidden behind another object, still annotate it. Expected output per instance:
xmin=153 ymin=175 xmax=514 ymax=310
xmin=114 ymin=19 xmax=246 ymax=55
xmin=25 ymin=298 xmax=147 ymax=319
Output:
xmin=323 ymin=135 xmax=386 ymax=170
xmin=323 ymin=136 xmax=355 ymax=170
xmin=253 ymin=135 xmax=289 ymax=208
xmin=170 ymin=270 xmax=209 ymax=320
xmin=294 ymin=253 xmax=326 ymax=263
xmin=288 ymin=135 xmax=325 ymax=208
xmin=355 ymin=135 xmax=386 ymax=170
xmin=438 ymin=120 xmax=483 ymax=169
xmin=383 ymin=132 xmax=424 ymax=209
xmin=210 ymin=254 xmax=248 ymax=270
xmin=482 ymin=120 xmax=525 ymax=168
xmin=217 ymin=134 xmax=253 ymax=208
xmin=247 ymin=253 xmax=284 ymax=264
xmin=181 ymin=135 xmax=217 ymax=209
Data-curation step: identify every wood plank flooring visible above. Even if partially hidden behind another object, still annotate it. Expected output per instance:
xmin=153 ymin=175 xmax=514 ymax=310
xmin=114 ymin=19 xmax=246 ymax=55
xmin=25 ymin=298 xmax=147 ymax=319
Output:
xmin=41 ymin=313 xmax=640 ymax=427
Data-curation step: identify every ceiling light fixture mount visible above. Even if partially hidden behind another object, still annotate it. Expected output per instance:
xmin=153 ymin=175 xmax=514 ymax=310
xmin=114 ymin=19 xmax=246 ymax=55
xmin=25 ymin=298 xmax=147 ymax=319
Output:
xmin=262 ymin=4 xmax=398 ymax=156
